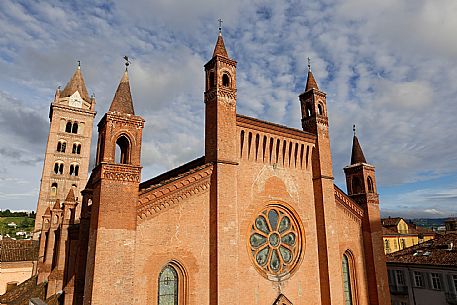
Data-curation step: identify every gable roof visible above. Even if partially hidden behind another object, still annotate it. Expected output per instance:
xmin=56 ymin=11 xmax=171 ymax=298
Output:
xmin=139 ymin=156 xmax=208 ymax=192
xmin=381 ymin=217 xmax=402 ymax=227
xmin=387 ymin=233 xmax=457 ymax=266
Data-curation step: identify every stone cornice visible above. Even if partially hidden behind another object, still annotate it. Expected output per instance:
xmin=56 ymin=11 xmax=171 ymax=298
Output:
xmin=51 ymin=103 xmax=96 ymax=117
xmin=334 ymin=185 xmax=364 ymax=220
xmin=137 ymin=165 xmax=213 ymax=220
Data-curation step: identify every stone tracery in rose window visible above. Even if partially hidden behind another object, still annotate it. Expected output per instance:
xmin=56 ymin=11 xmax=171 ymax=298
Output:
xmin=249 ymin=204 xmax=304 ymax=280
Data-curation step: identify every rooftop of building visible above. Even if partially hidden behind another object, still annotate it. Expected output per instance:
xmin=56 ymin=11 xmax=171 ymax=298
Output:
xmin=381 ymin=217 xmax=435 ymax=236
xmin=386 ymin=233 xmax=457 ymax=266
xmin=0 ymin=238 xmax=39 ymax=262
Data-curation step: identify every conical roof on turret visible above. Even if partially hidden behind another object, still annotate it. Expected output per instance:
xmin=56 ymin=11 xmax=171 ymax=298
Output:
xmin=52 ymin=199 xmax=61 ymax=210
xmin=61 ymin=64 xmax=90 ymax=102
xmin=43 ymin=207 xmax=51 ymax=217
xmin=108 ymin=69 xmax=135 ymax=115
xmin=212 ymin=32 xmax=229 ymax=58
xmin=351 ymin=134 xmax=367 ymax=165
xmin=305 ymin=70 xmax=319 ymax=91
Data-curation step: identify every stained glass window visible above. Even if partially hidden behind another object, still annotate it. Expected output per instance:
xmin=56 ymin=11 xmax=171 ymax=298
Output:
xmin=249 ymin=204 xmax=303 ymax=280
xmin=158 ymin=265 xmax=178 ymax=305
xmin=342 ymin=254 xmax=353 ymax=305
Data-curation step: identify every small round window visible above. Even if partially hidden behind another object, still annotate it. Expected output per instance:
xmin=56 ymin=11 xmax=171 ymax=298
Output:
xmin=248 ymin=203 xmax=304 ymax=281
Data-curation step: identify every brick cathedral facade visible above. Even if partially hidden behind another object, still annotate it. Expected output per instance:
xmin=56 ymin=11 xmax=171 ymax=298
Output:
xmin=34 ymin=32 xmax=391 ymax=305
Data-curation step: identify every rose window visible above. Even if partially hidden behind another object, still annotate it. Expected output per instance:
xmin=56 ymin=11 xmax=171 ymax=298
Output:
xmin=249 ymin=204 xmax=303 ymax=280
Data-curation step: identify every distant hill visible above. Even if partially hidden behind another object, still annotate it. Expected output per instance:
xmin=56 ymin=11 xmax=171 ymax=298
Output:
xmin=408 ymin=218 xmax=448 ymax=230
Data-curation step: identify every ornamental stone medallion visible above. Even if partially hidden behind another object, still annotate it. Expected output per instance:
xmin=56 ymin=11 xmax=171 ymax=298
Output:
xmin=249 ymin=203 xmax=304 ymax=281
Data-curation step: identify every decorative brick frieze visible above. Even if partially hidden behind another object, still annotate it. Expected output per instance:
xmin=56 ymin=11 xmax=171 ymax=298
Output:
xmin=137 ymin=165 xmax=213 ymax=219
xmin=334 ymin=185 xmax=364 ymax=219
xmin=100 ymin=163 xmax=142 ymax=182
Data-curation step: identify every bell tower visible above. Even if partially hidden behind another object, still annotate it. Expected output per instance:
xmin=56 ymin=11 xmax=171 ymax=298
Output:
xmin=343 ymin=127 xmax=391 ymax=305
xmin=299 ymin=62 xmax=344 ymax=305
xmin=34 ymin=62 xmax=96 ymax=238
xmin=204 ymin=28 xmax=237 ymax=163
xmin=83 ymin=65 xmax=144 ymax=305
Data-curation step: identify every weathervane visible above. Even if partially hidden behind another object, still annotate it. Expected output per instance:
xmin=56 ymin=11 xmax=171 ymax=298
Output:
xmin=218 ymin=18 xmax=223 ymax=33
xmin=123 ymin=56 xmax=131 ymax=70
xmin=77 ymin=60 xmax=81 ymax=68
xmin=353 ymin=124 xmax=356 ymax=136
xmin=307 ymin=57 xmax=311 ymax=72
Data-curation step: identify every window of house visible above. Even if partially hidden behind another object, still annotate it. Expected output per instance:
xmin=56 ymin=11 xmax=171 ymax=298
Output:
xmin=385 ymin=240 xmax=390 ymax=253
xmin=209 ymin=71 xmax=215 ymax=89
xmin=414 ymin=271 xmax=424 ymax=287
xmin=431 ymin=273 xmax=441 ymax=290
xmin=158 ymin=265 xmax=178 ymax=305
xmin=395 ymin=270 xmax=405 ymax=285
xmin=317 ymin=103 xmax=323 ymax=115
xmin=342 ymin=254 xmax=353 ymax=305
xmin=400 ymin=239 xmax=406 ymax=249
xmin=65 ymin=121 xmax=72 ymax=133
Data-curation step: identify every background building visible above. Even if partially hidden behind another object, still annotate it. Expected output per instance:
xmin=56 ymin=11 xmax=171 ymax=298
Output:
xmin=387 ymin=233 xmax=457 ymax=305
xmin=33 ymin=65 xmax=96 ymax=237
xmin=382 ymin=217 xmax=435 ymax=254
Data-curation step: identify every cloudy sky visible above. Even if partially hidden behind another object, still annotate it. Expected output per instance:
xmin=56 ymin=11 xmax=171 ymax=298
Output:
xmin=1 ymin=0 xmax=457 ymax=219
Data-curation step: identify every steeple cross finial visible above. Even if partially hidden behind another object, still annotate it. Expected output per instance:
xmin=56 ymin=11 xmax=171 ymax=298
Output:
xmin=218 ymin=18 xmax=223 ymax=34
xmin=307 ymin=57 xmax=311 ymax=72
xmin=77 ymin=60 xmax=81 ymax=69
xmin=353 ymin=124 xmax=356 ymax=136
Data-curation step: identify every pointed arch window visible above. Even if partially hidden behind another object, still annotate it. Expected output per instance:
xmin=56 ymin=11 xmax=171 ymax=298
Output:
xmin=115 ymin=135 xmax=130 ymax=164
xmin=342 ymin=252 xmax=355 ymax=305
xmin=158 ymin=265 xmax=178 ymax=305
xmin=317 ymin=103 xmax=324 ymax=115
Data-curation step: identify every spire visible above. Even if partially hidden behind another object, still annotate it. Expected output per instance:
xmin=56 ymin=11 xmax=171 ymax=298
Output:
xmin=61 ymin=62 xmax=90 ymax=102
xmin=351 ymin=125 xmax=367 ymax=165
xmin=212 ymin=32 xmax=229 ymax=58
xmin=52 ymin=199 xmax=61 ymax=210
xmin=108 ymin=69 xmax=135 ymax=115
xmin=305 ymin=58 xmax=319 ymax=91
xmin=43 ymin=207 xmax=51 ymax=217
xmin=65 ymin=189 xmax=76 ymax=202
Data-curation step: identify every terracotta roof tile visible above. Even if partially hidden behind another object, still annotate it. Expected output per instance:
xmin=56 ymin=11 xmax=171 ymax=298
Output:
xmin=0 ymin=239 xmax=39 ymax=262
xmin=387 ymin=233 xmax=457 ymax=266
xmin=381 ymin=217 xmax=402 ymax=227
xmin=139 ymin=156 xmax=208 ymax=192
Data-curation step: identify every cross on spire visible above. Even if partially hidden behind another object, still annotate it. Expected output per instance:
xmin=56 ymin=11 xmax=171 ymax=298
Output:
xmin=353 ymin=124 xmax=356 ymax=136
xmin=218 ymin=18 xmax=223 ymax=34
xmin=307 ymin=57 xmax=311 ymax=72
xmin=77 ymin=60 xmax=81 ymax=69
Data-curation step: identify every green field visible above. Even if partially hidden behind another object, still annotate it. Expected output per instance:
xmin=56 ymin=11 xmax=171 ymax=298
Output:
xmin=0 ymin=217 xmax=35 ymax=239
